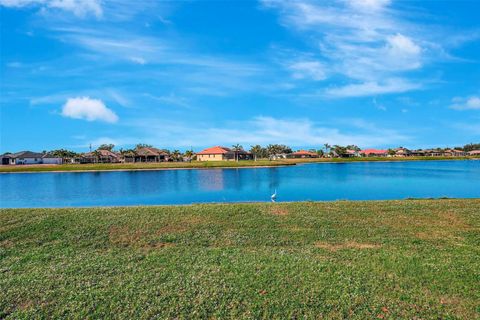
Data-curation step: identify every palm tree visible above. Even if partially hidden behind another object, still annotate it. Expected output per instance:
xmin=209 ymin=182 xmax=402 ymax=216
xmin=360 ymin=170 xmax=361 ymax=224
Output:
xmin=171 ymin=150 xmax=181 ymax=162
xmin=184 ymin=150 xmax=194 ymax=162
xmin=231 ymin=144 xmax=243 ymax=162
xmin=323 ymin=143 xmax=331 ymax=155
xmin=249 ymin=145 xmax=264 ymax=161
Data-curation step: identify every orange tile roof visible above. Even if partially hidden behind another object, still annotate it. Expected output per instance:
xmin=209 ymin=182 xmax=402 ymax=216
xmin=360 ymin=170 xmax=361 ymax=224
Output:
xmin=291 ymin=150 xmax=317 ymax=156
xmin=196 ymin=146 xmax=233 ymax=155
xmin=361 ymin=149 xmax=388 ymax=155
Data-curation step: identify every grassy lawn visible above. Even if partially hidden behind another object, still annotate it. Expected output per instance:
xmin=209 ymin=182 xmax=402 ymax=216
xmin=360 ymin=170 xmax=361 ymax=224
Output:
xmin=0 ymin=156 xmax=478 ymax=173
xmin=0 ymin=160 xmax=295 ymax=173
xmin=1 ymin=200 xmax=479 ymax=319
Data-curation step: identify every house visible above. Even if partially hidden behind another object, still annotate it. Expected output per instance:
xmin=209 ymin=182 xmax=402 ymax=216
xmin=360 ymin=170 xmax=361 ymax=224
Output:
xmin=269 ymin=153 xmax=288 ymax=160
xmin=1 ymin=153 xmax=15 ymax=165
xmin=288 ymin=150 xmax=319 ymax=158
xmin=1 ymin=151 xmax=45 ymax=165
xmin=423 ymin=149 xmax=444 ymax=157
xmin=410 ymin=150 xmax=426 ymax=157
xmin=196 ymin=146 xmax=251 ymax=161
xmin=81 ymin=150 xmax=120 ymax=163
xmin=344 ymin=149 xmax=360 ymax=157
xmin=444 ymin=149 xmax=467 ymax=157
xmin=468 ymin=150 xmax=480 ymax=156
xmin=134 ymin=147 xmax=169 ymax=162
xmin=394 ymin=148 xmax=411 ymax=157
xmin=360 ymin=149 xmax=388 ymax=157
xmin=42 ymin=153 xmax=63 ymax=164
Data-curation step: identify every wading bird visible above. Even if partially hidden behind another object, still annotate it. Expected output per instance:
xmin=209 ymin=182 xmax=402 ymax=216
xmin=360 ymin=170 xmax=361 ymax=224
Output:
xmin=271 ymin=189 xmax=277 ymax=202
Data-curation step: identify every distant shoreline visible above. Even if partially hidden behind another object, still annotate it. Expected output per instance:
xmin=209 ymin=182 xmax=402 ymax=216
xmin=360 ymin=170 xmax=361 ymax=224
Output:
xmin=0 ymin=156 xmax=478 ymax=174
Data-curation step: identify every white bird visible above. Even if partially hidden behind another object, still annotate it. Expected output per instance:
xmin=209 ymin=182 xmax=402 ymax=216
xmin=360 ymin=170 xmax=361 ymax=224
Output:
xmin=271 ymin=189 xmax=277 ymax=202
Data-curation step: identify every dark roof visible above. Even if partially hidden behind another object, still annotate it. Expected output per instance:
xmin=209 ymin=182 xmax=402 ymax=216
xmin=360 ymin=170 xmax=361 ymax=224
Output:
xmin=135 ymin=147 xmax=169 ymax=157
xmin=3 ymin=151 xmax=45 ymax=158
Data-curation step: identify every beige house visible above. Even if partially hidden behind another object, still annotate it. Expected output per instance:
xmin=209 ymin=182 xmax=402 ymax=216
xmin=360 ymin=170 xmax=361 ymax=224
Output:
xmin=196 ymin=146 xmax=251 ymax=161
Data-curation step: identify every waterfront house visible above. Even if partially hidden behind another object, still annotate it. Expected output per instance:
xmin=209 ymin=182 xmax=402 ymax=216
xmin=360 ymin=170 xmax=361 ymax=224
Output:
xmin=469 ymin=150 xmax=480 ymax=156
xmin=269 ymin=153 xmax=288 ymax=160
xmin=1 ymin=151 xmax=45 ymax=165
xmin=134 ymin=147 xmax=169 ymax=162
xmin=453 ymin=149 xmax=467 ymax=156
xmin=42 ymin=153 xmax=63 ymax=164
xmin=0 ymin=153 xmax=15 ymax=165
xmin=360 ymin=149 xmax=388 ymax=157
xmin=288 ymin=150 xmax=319 ymax=158
xmin=410 ymin=150 xmax=426 ymax=157
xmin=196 ymin=146 xmax=251 ymax=161
xmin=394 ymin=148 xmax=411 ymax=157
xmin=423 ymin=149 xmax=444 ymax=157
xmin=81 ymin=150 xmax=120 ymax=163
xmin=344 ymin=149 xmax=360 ymax=157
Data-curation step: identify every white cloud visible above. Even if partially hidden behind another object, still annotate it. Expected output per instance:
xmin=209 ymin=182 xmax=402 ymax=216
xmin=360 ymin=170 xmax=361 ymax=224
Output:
xmin=61 ymin=97 xmax=118 ymax=123
xmin=129 ymin=57 xmax=147 ymax=65
xmin=263 ymin=0 xmax=434 ymax=97
xmin=450 ymin=96 xmax=480 ymax=111
xmin=124 ymin=116 xmax=409 ymax=148
xmin=326 ymin=78 xmax=421 ymax=98
xmin=348 ymin=0 xmax=391 ymax=11
xmin=6 ymin=61 xmax=23 ymax=68
xmin=288 ymin=60 xmax=327 ymax=81
xmin=384 ymin=33 xmax=422 ymax=70
xmin=0 ymin=0 xmax=102 ymax=18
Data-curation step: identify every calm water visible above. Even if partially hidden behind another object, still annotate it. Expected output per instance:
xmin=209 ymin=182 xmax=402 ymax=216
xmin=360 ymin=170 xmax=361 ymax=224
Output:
xmin=0 ymin=160 xmax=479 ymax=208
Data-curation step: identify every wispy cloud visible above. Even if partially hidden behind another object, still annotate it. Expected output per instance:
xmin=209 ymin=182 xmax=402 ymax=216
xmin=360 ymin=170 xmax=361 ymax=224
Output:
xmin=326 ymin=78 xmax=422 ymax=98
xmin=450 ymin=96 xmax=480 ymax=111
xmin=120 ymin=116 xmax=409 ymax=148
xmin=0 ymin=0 xmax=103 ymax=18
xmin=262 ymin=0 xmax=463 ymax=97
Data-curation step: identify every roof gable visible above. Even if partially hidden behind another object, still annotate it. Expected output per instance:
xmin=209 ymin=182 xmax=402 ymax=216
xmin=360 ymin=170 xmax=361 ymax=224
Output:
xmin=196 ymin=146 xmax=233 ymax=155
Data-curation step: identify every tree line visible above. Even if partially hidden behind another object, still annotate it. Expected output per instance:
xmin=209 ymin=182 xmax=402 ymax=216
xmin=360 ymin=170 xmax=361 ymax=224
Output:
xmin=8 ymin=142 xmax=479 ymax=160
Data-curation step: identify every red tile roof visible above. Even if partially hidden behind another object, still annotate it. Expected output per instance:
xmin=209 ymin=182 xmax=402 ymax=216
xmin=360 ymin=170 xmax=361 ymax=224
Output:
xmin=196 ymin=146 xmax=233 ymax=155
xmin=291 ymin=150 xmax=318 ymax=156
xmin=361 ymin=149 xmax=388 ymax=155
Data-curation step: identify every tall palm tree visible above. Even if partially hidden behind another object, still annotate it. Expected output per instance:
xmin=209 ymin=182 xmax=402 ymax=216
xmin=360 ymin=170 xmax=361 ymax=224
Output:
xmin=249 ymin=145 xmax=263 ymax=161
xmin=184 ymin=150 xmax=194 ymax=162
xmin=231 ymin=144 xmax=243 ymax=162
xmin=172 ymin=150 xmax=181 ymax=162
xmin=323 ymin=143 xmax=331 ymax=155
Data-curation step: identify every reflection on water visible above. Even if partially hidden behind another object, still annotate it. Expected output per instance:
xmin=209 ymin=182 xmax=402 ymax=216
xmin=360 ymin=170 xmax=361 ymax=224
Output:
xmin=198 ymin=169 xmax=225 ymax=191
xmin=0 ymin=160 xmax=479 ymax=208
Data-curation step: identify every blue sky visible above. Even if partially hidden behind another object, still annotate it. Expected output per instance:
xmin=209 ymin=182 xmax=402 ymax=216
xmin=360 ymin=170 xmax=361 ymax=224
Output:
xmin=1 ymin=0 xmax=479 ymax=152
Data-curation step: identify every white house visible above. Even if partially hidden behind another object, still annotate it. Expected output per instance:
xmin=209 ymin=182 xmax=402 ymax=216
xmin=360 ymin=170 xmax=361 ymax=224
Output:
xmin=0 ymin=151 xmax=62 ymax=165
xmin=42 ymin=153 xmax=63 ymax=164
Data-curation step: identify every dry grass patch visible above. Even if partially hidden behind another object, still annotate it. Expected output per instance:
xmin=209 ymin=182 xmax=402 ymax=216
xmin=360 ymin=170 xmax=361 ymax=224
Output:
xmin=108 ymin=225 xmax=176 ymax=251
xmin=268 ymin=206 xmax=290 ymax=216
xmin=109 ymin=226 xmax=144 ymax=247
xmin=315 ymin=241 xmax=381 ymax=252
xmin=0 ymin=239 xmax=14 ymax=248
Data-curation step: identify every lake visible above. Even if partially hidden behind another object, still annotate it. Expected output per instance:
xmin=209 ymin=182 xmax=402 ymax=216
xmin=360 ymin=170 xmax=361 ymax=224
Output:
xmin=0 ymin=160 xmax=479 ymax=208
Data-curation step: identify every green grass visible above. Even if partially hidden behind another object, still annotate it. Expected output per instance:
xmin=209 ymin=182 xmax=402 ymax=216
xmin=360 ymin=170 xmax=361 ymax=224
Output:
xmin=1 ymin=156 xmax=478 ymax=173
xmin=1 ymin=200 xmax=479 ymax=319
xmin=0 ymin=160 xmax=295 ymax=173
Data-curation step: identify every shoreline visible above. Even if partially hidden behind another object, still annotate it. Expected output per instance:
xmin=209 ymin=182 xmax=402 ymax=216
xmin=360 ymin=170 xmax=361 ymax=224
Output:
xmin=0 ymin=163 xmax=297 ymax=174
xmin=0 ymin=156 xmax=478 ymax=174
xmin=2 ymin=197 xmax=478 ymax=210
